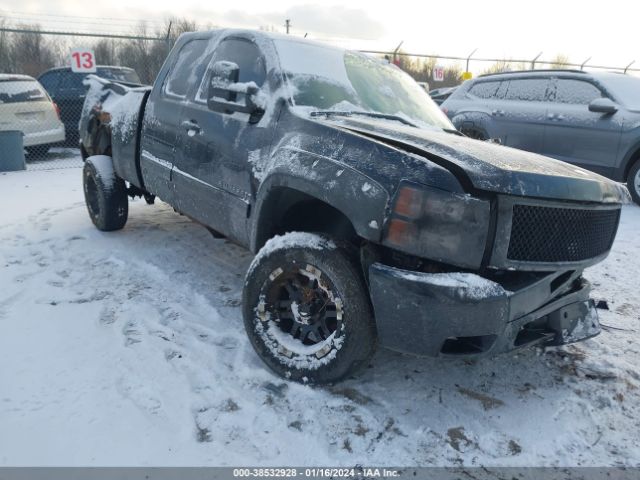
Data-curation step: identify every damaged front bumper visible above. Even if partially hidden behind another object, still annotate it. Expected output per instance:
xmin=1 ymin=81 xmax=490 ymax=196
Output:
xmin=368 ymin=263 xmax=600 ymax=357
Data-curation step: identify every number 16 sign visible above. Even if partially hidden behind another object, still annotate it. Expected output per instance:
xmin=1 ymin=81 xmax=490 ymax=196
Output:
xmin=70 ymin=48 xmax=97 ymax=73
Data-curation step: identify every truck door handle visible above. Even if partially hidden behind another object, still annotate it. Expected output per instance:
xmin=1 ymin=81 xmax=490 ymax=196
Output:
xmin=547 ymin=113 xmax=564 ymax=121
xmin=181 ymin=120 xmax=201 ymax=135
xmin=491 ymin=109 xmax=505 ymax=116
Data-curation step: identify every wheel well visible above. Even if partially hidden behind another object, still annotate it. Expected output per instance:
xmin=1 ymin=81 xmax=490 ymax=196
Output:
xmin=254 ymin=188 xmax=358 ymax=251
xmin=624 ymin=147 xmax=640 ymax=181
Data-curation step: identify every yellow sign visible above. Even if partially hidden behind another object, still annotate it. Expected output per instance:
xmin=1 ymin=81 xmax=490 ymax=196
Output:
xmin=462 ymin=71 xmax=473 ymax=80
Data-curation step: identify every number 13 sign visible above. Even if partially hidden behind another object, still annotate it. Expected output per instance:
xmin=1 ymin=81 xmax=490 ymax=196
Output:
xmin=70 ymin=48 xmax=97 ymax=73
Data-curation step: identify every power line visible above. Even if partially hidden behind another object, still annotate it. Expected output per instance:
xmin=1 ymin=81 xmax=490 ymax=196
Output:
xmin=0 ymin=9 xmax=165 ymax=25
xmin=0 ymin=26 xmax=165 ymax=41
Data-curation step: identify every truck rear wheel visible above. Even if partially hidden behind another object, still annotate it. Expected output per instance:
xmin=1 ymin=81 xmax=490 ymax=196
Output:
xmin=243 ymin=232 xmax=377 ymax=384
xmin=83 ymin=155 xmax=128 ymax=231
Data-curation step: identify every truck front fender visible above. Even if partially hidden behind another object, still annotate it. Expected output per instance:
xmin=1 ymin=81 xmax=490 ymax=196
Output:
xmin=249 ymin=146 xmax=390 ymax=252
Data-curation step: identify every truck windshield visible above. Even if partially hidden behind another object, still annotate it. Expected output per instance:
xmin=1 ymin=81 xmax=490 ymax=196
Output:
xmin=274 ymin=39 xmax=453 ymax=130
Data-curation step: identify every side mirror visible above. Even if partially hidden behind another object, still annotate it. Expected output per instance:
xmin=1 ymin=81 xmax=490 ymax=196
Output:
xmin=589 ymin=97 xmax=618 ymax=114
xmin=207 ymin=60 xmax=262 ymax=115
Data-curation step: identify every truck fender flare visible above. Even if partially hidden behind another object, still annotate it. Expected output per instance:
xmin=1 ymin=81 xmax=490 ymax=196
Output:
xmin=249 ymin=151 xmax=390 ymax=252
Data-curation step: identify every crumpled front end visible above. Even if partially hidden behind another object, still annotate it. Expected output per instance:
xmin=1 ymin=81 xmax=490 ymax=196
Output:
xmin=368 ymin=263 xmax=600 ymax=357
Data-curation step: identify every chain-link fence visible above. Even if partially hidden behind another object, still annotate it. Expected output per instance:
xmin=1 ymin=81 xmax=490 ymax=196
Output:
xmin=2 ymin=24 xmax=639 ymax=171
xmin=0 ymin=26 xmax=174 ymax=170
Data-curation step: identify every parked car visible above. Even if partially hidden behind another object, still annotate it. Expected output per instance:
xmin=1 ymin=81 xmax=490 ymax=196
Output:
xmin=429 ymin=86 xmax=457 ymax=105
xmin=38 ymin=66 xmax=141 ymax=144
xmin=441 ymin=70 xmax=640 ymax=204
xmin=0 ymin=74 xmax=65 ymax=156
xmin=78 ymin=30 xmax=628 ymax=384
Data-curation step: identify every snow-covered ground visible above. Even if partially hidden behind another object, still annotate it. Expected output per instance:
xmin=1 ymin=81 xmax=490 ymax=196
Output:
xmin=25 ymin=147 xmax=84 ymax=172
xmin=1 ymin=162 xmax=639 ymax=467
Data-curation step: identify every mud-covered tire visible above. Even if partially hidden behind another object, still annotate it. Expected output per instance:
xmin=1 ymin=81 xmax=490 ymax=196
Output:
xmin=83 ymin=155 xmax=128 ymax=231
xmin=243 ymin=232 xmax=377 ymax=384
xmin=627 ymin=159 xmax=640 ymax=205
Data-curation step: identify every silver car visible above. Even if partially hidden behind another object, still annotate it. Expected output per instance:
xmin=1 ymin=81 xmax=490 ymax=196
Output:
xmin=441 ymin=70 xmax=640 ymax=204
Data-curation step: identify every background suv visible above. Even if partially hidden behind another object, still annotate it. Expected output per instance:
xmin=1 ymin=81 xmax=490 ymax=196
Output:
xmin=38 ymin=66 xmax=141 ymax=144
xmin=0 ymin=74 xmax=65 ymax=156
xmin=441 ymin=70 xmax=640 ymax=204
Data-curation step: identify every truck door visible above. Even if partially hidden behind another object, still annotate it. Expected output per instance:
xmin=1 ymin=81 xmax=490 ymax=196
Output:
xmin=541 ymin=77 xmax=622 ymax=176
xmin=140 ymin=38 xmax=209 ymax=204
xmin=173 ymin=36 xmax=274 ymax=245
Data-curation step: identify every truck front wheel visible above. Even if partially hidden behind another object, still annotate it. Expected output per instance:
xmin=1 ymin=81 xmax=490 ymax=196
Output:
xmin=83 ymin=155 xmax=128 ymax=231
xmin=243 ymin=232 xmax=377 ymax=384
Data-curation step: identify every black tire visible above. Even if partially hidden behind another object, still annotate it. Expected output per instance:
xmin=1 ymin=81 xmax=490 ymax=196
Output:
xmin=83 ymin=155 xmax=128 ymax=231
xmin=627 ymin=159 xmax=640 ymax=205
xmin=243 ymin=232 xmax=377 ymax=384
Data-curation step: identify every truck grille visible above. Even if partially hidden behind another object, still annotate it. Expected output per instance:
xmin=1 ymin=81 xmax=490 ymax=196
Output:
xmin=507 ymin=204 xmax=620 ymax=263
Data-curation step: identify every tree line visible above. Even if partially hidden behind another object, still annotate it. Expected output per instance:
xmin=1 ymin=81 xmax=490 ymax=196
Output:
xmin=0 ymin=18 xmax=197 ymax=83
xmin=0 ymin=17 xmax=571 ymax=88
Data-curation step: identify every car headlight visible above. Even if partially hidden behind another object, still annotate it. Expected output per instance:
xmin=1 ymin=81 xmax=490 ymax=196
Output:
xmin=383 ymin=182 xmax=492 ymax=269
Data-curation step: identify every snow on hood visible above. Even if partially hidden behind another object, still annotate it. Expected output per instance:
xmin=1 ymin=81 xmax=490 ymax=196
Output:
xmin=322 ymin=116 xmax=629 ymax=204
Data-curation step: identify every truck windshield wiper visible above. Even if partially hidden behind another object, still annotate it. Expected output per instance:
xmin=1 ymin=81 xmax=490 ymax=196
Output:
xmin=310 ymin=110 xmax=419 ymax=128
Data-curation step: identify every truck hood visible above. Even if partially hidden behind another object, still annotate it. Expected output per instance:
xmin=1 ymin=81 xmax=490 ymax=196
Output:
xmin=329 ymin=116 xmax=629 ymax=204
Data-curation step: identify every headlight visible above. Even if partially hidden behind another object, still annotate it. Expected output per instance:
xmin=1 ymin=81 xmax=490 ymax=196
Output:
xmin=384 ymin=183 xmax=492 ymax=269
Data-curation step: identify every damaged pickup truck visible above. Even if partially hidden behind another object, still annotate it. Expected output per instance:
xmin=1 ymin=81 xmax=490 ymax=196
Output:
xmin=79 ymin=29 xmax=629 ymax=384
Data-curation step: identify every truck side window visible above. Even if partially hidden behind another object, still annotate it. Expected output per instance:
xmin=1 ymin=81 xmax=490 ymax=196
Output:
xmin=554 ymin=79 xmax=603 ymax=105
xmin=196 ymin=38 xmax=266 ymax=103
xmin=165 ymin=39 xmax=209 ymax=98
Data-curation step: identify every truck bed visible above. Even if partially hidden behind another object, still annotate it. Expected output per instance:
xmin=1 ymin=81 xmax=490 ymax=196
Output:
xmin=80 ymin=75 xmax=151 ymax=188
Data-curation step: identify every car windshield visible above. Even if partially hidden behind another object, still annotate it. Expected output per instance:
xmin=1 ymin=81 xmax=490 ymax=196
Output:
xmin=601 ymin=74 xmax=640 ymax=111
xmin=0 ymin=79 xmax=47 ymax=104
xmin=274 ymin=39 xmax=453 ymax=130
xmin=97 ymin=68 xmax=141 ymax=84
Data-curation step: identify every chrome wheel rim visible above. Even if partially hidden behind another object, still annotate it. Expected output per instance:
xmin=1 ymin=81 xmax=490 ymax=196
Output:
xmin=256 ymin=263 xmax=344 ymax=361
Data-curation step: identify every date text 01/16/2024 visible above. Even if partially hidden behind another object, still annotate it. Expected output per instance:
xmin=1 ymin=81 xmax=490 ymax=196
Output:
xmin=232 ymin=468 xmax=401 ymax=477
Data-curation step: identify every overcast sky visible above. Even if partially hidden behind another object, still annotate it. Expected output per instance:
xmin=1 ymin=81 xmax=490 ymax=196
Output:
xmin=1 ymin=0 xmax=638 ymax=71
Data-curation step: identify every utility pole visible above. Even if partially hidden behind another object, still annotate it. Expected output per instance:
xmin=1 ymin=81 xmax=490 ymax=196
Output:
xmin=285 ymin=19 xmax=291 ymax=34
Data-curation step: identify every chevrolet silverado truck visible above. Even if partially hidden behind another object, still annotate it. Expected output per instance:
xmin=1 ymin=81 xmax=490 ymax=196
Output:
xmin=79 ymin=29 xmax=629 ymax=384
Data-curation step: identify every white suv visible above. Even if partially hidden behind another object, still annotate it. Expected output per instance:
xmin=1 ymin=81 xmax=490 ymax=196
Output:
xmin=0 ymin=74 xmax=65 ymax=156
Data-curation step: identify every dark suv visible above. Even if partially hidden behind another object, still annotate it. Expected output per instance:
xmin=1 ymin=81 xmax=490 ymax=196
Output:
xmin=441 ymin=70 xmax=640 ymax=204
xmin=38 ymin=66 xmax=141 ymax=144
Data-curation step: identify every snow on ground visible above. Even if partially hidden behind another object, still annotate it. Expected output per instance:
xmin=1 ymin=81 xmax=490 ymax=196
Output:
xmin=1 ymin=161 xmax=639 ymax=467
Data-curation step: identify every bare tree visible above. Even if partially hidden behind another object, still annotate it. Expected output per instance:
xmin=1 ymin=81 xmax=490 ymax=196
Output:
xmin=548 ymin=53 xmax=571 ymax=69
xmin=93 ymin=39 xmax=119 ymax=66
xmin=396 ymin=54 xmax=463 ymax=88
xmin=11 ymin=24 xmax=58 ymax=76
xmin=0 ymin=18 xmax=15 ymax=72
